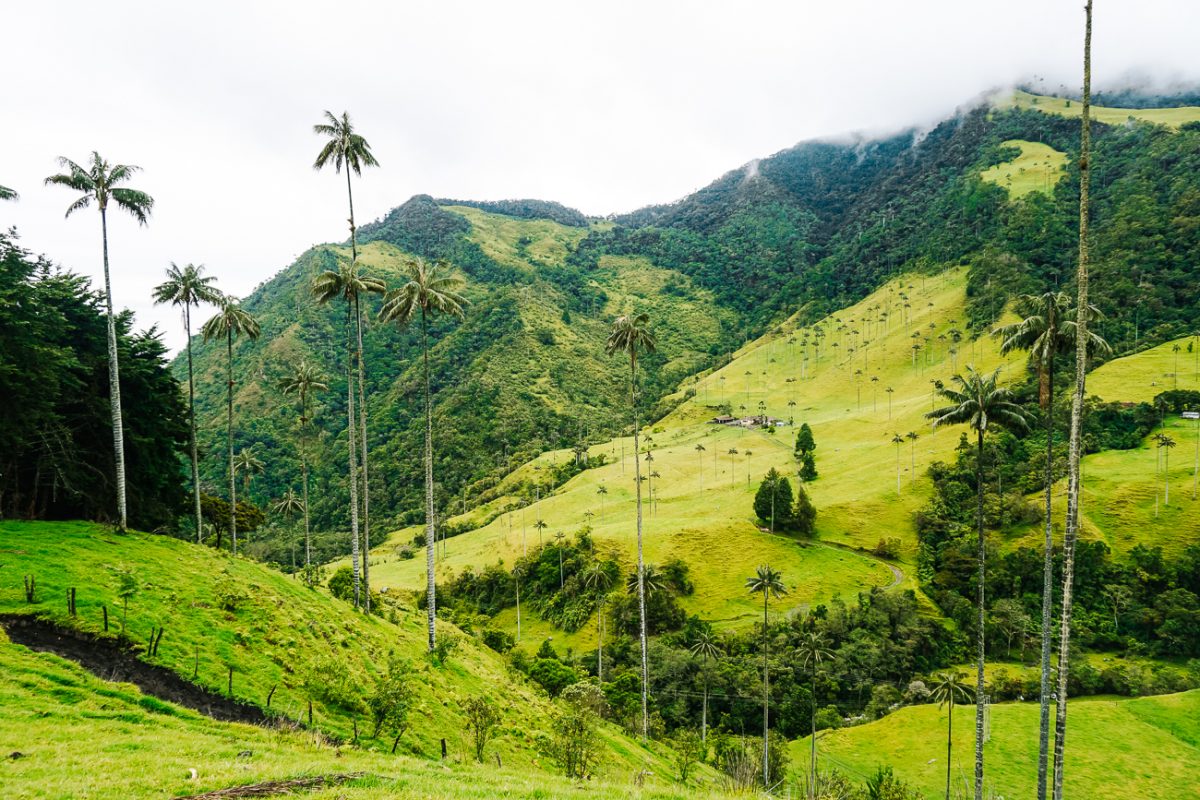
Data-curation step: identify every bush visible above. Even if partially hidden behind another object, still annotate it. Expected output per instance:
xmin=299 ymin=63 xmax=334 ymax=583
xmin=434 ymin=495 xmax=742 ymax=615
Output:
xmin=328 ymin=565 xmax=355 ymax=602
xmin=462 ymin=696 xmax=501 ymax=763
xmin=368 ymin=655 xmax=415 ymax=752
xmin=551 ymin=682 xmax=605 ymax=778
xmin=529 ymin=658 xmax=578 ymax=697
xmin=482 ymin=628 xmax=515 ymax=653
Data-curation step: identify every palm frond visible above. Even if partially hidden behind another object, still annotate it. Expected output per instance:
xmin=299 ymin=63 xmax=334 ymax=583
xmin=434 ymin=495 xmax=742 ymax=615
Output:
xmin=111 ymin=188 xmax=154 ymax=225
xmin=0 ymin=184 xmax=18 ymax=201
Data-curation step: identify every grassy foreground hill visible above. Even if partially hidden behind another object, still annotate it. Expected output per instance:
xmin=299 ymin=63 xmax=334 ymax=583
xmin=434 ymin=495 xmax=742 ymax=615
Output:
xmin=0 ymin=521 xmax=694 ymax=796
xmin=792 ymin=691 xmax=1200 ymax=800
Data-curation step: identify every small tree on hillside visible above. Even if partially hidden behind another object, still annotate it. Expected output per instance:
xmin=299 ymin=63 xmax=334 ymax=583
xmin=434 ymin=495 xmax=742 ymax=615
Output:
xmin=463 ymin=696 xmax=501 ymax=763
xmin=754 ymin=468 xmax=796 ymax=532
xmin=799 ymin=451 xmax=818 ymax=482
xmin=793 ymin=484 xmax=817 ymax=536
xmin=795 ymin=423 xmax=816 ymax=459
xmin=369 ymin=654 xmax=415 ymax=753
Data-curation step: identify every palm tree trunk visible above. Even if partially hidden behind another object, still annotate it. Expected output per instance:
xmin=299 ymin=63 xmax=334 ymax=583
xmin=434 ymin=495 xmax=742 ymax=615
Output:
xmin=1054 ymin=6 xmax=1092 ymax=798
xmin=301 ymin=451 xmax=311 ymax=567
xmin=1037 ymin=355 xmax=1055 ymax=800
xmin=227 ymin=331 xmax=237 ymax=555
xmin=810 ymin=673 xmax=817 ymax=800
xmin=423 ymin=311 xmax=437 ymax=652
xmin=946 ymin=702 xmax=954 ymax=800
xmin=99 ymin=208 xmax=128 ymax=530
xmin=185 ymin=303 xmax=202 ymax=543
xmin=596 ymin=594 xmax=603 ymax=680
xmin=762 ymin=590 xmax=770 ymax=789
xmin=974 ymin=428 xmax=986 ymax=800
xmin=355 ymin=294 xmax=371 ymax=614
xmin=701 ymin=666 xmax=709 ymax=746
xmin=345 ymin=302 xmax=361 ymax=608
xmin=631 ymin=351 xmax=648 ymax=740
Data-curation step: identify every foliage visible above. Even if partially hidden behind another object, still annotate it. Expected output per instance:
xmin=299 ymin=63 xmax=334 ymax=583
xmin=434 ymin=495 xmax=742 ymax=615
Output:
xmin=368 ymin=654 xmax=415 ymax=748
xmin=550 ymin=681 xmax=606 ymax=779
xmin=0 ymin=231 xmax=188 ymax=529
xmin=462 ymin=696 xmax=501 ymax=762
xmin=754 ymin=468 xmax=796 ymax=531
xmin=668 ymin=727 xmax=704 ymax=783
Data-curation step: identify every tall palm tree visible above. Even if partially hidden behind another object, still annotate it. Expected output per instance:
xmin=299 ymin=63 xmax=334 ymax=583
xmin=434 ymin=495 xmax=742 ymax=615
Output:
xmin=582 ymin=560 xmax=616 ymax=680
xmin=313 ymin=111 xmax=383 ymax=612
xmin=278 ymin=361 xmax=327 ymax=568
xmin=272 ymin=488 xmax=305 ymax=562
xmin=891 ymin=433 xmax=904 ymax=494
xmin=234 ymin=446 xmax=265 ymax=502
xmin=695 ymin=443 xmax=706 ymax=491
xmin=596 ymin=484 xmax=608 ymax=521
xmin=1160 ymin=434 xmax=1177 ymax=505
xmin=380 ymin=257 xmax=468 ymax=651
xmin=906 ymin=431 xmax=920 ymax=479
xmin=45 ymin=153 xmax=154 ymax=530
xmin=994 ymin=291 xmax=1108 ymax=799
xmin=930 ymin=671 xmax=973 ymax=800
xmin=201 ymin=299 xmax=261 ymax=556
xmin=0 ymin=184 xmax=18 ymax=200
xmin=798 ymin=630 xmax=835 ymax=800
xmin=745 ymin=564 xmax=787 ymax=788
xmin=927 ymin=368 xmax=1027 ymax=800
xmin=1054 ymin=7 xmax=1094 ymax=797
xmin=606 ymin=312 xmax=657 ymax=739
xmin=153 ymin=263 xmax=222 ymax=542
xmin=312 ymin=260 xmax=385 ymax=610
xmin=689 ymin=631 xmax=721 ymax=746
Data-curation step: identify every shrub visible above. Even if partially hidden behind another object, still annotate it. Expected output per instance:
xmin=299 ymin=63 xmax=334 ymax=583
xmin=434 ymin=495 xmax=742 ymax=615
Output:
xmin=529 ymin=658 xmax=578 ymax=697
xmin=462 ymin=696 xmax=501 ymax=763
xmin=368 ymin=655 xmax=415 ymax=752
xmin=328 ymin=566 xmax=355 ymax=602
xmin=482 ymin=628 xmax=515 ymax=653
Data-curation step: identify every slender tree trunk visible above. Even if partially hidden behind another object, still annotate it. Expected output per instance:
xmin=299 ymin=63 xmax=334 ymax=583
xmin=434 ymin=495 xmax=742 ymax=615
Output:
xmin=1037 ymin=355 xmax=1056 ymax=800
xmin=186 ymin=304 xmax=202 ymax=543
xmin=99 ymin=208 xmax=128 ymax=530
xmin=355 ymin=294 xmax=371 ymax=614
xmin=301 ymin=390 xmax=312 ymax=567
xmin=701 ymin=663 xmax=709 ymax=746
xmin=974 ymin=429 xmax=986 ymax=800
xmin=631 ymin=351 xmax=648 ymax=739
xmin=345 ymin=303 xmax=361 ymax=608
xmin=762 ymin=590 xmax=769 ymax=789
xmin=1054 ymin=6 xmax=1092 ymax=798
xmin=946 ymin=702 xmax=954 ymax=800
xmin=810 ymin=674 xmax=818 ymax=800
xmin=227 ymin=332 xmax=237 ymax=554
xmin=423 ymin=311 xmax=437 ymax=651
xmin=597 ymin=594 xmax=603 ymax=680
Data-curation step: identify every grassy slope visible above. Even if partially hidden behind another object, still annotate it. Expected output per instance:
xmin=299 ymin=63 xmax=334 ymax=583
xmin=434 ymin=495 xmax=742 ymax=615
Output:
xmin=0 ymin=521 xmax=680 ymax=782
xmin=792 ymin=691 xmax=1200 ymax=800
xmin=1004 ymin=336 xmax=1200 ymax=558
xmin=997 ymin=89 xmax=1200 ymax=129
xmin=980 ymin=139 xmax=1068 ymax=198
xmin=0 ymin=640 xmax=727 ymax=800
xmin=367 ymin=269 xmax=1025 ymax=648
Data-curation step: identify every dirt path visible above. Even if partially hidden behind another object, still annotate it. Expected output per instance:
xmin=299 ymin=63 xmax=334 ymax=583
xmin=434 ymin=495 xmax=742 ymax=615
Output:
xmin=809 ymin=539 xmax=905 ymax=591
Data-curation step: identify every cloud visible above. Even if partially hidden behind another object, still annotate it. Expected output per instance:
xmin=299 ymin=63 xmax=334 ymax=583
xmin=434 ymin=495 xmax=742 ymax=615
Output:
xmin=3 ymin=0 xmax=1199 ymax=352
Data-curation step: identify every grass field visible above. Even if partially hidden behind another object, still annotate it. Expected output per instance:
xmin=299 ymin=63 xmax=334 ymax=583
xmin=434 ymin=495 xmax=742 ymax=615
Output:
xmin=366 ymin=268 xmax=1027 ymax=644
xmin=996 ymin=89 xmax=1200 ymax=129
xmin=1089 ymin=335 xmax=1200 ymax=403
xmin=0 ymin=639 xmax=725 ymax=800
xmin=0 ymin=521 xmax=681 ymax=781
xmin=980 ymin=139 xmax=1068 ymax=198
xmin=792 ymin=690 xmax=1200 ymax=800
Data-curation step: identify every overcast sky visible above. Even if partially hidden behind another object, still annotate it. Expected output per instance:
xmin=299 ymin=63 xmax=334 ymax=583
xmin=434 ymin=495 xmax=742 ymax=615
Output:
xmin=3 ymin=1 xmax=1199 ymax=353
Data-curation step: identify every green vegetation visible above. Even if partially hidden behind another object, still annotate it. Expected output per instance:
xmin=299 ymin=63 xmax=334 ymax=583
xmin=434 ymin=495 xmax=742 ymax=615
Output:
xmin=793 ymin=691 xmax=1200 ymax=800
xmin=999 ymin=88 xmax=1200 ymax=129
xmin=980 ymin=139 xmax=1068 ymax=198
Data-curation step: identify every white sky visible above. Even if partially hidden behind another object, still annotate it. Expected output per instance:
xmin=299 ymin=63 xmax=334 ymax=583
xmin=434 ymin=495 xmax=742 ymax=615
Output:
xmin=3 ymin=1 xmax=1199 ymax=353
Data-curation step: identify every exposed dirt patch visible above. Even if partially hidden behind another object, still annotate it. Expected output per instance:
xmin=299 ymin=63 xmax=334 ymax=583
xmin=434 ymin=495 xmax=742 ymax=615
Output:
xmin=178 ymin=773 xmax=366 ymax=799
xmin=1 ymin=614 xmax=272 ymax=726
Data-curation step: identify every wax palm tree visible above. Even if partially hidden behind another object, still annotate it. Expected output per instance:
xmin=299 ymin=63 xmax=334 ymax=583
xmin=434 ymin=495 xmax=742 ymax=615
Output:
xmin=278 ymin=361 xmax=327 ymax=567
xmin=595 ymin=483 xmax=608 ymax=521
xmin=906 ymin=431 xmax=920 ymax=479
xmin=695 ymin=443 xmax=707 ymax=491
xmin=930 ymin=671 xmax=973 ymax=800
xmin=728 ymin=447 xmax=739 ymax=486
xmin=798 ymin=630 xmax=835 ymax=800
xmin=606 ymin=312 xmax=656 ymax=739
xmin=1160 ymin=434 xmax=1177 ymax=505
xmin=313 ymin=110 xmax=379 ymax=262
xmin=312 ymin=259 xmax=386 ymax=610
xmin=380 ymin=257 xmax=468 ymax=651
xmin=0 ymin=184 xmax=17 ymax=200
xmin=272 ymin=488 xmax=305 ymax=559
xmin=1054 ymin=9 xmax=1095 ymax=797
xmin=582 ymin=560 xmax=616 ymax=680
xmin=993 ymin=291 xmax=1108 ymax=796
xmin=153 ymin=263 xmax=222 ymax=542
xmin=201 ymin=299 xmax=260 ymax=556
xmin=234 ymin=446 xmax=265 ymax=502
xmin=928 ymin=367 xmax=1027 ymax=800
xmin=45 ymin=152 xmax=154 ymax=530
xmin=553 ymin=531 xmax=567 ymax=588
xmin=689 ymin=631 xmax=721 ymax=746
xmin=745 ymin=564 xmax=787 ymax=788
xmin=891 ymin=433 xmax=904 ymax=494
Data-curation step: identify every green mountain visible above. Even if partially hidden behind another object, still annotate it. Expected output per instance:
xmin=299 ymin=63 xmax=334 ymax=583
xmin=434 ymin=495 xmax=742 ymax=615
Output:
xmin=184 ymin=88 xmax=1200 ymax=565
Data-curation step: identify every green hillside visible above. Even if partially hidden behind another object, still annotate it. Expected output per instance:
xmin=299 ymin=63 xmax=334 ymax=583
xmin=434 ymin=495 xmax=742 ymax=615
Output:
xmin=980 ymin=139 xmax=1068 ymax=198
xmin=366 ymin=268 xmax=1024 ymax=643
xmin=792 ymin=691 xmax=1200 ymax=799
xmin=0 ymin=521 xmax=683 ymax=783
xmin=998 ymin=88 xmax=1200 ymax=129
xmin=0 ymin=641 xmax=720 ymax=799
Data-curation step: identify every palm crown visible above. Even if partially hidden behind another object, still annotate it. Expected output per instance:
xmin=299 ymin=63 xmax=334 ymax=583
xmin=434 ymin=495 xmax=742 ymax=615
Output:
xmin=311 ymin=259 xmax=386 ymax=307
xmin=994 ymin=291 xmax=1111 ymax=366
xmin=926 ymin=367 xmax=1029 ymax=436
xmin=930 ymin=671 xmax=973 ymax=707
xmin=153 ymin=262 xmax=223 ymax=310
xmin=606 ymin=313 xmax=656 ymax=361
xmin=202 ymin=299 xmax=261 ymax=343
xmin=745 ymin=564 xmax=788 ymax=599
xmin=272 ymin=487 xmax=305 ymax=518
xmin=689 ymin=631 xmax=721 ymax=661
xmin=0 ymin=184 xmax=17 ymax=201
xmin=45 ymin=152 xmax=153 ymax=223
xmin=379 ymin=257 xmax=468 ymax=326
xmin=234 ymin=446 xmax=264 ymax=478
xmin=312 ymin=111 xmax=380 ymax=175
xmin=278 ymin=361 xmax=327 ymax=412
